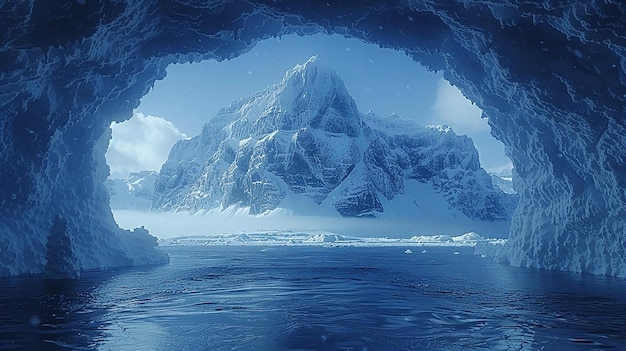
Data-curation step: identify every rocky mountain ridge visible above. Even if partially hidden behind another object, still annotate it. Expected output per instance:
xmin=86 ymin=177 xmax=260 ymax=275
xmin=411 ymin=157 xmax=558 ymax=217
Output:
xmin=152 ymin=57 xmax=517 ymax=222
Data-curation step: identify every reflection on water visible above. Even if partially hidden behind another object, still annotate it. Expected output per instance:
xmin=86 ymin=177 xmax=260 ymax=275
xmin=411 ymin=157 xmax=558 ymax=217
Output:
xmin=1 ymin=246 xmax=626 ymax=350
xmin=0 ymin=271 xmax=113 ymax=350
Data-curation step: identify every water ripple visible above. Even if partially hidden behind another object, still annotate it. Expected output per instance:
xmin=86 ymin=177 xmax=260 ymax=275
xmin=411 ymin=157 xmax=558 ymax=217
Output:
xmin=1 ymin=247 xmax=626 ymax=350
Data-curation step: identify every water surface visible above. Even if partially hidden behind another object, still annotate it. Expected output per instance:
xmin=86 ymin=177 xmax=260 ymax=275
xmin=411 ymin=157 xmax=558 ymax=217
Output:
xmin=1 ymin=246 xmax=626 ymax=350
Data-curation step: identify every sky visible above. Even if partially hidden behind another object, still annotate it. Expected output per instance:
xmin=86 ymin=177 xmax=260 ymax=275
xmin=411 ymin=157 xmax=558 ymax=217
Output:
xmin=106 ymin=33 xmax=511 ymax=179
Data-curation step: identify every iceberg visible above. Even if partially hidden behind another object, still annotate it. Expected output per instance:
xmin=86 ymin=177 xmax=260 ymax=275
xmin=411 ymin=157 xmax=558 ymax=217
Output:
xmin=158 ymin=230 xmax=502 ymax=248
xmin=474 ymin=240 xmax=507 ymax=259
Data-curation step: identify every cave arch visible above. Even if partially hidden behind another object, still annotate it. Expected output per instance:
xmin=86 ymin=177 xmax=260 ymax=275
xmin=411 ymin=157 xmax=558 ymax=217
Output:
xmin=1 ymin=1 xmax=625 ymax=276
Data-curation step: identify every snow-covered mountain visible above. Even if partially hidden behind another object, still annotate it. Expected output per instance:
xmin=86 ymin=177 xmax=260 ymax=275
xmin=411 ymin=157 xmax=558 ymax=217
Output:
xmin=488 ymin=166 xmax=516 ymax=195
xmin=490 ymin=174 xmax=515 ymax=195
xmin=106 ymin=171 xmax=158 ymax=210
xmin=153 ymin=57 xmax=517 ymax=226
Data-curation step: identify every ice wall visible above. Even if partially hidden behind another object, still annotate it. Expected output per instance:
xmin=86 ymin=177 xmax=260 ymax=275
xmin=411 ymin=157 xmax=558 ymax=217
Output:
xmin=1 ymin=1 xmax=625 ymax=276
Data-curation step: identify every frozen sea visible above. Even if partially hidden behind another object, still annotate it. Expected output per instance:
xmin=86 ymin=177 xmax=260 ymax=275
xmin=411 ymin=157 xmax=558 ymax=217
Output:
xmin=2 ymin=246 xmax=626 ymax=350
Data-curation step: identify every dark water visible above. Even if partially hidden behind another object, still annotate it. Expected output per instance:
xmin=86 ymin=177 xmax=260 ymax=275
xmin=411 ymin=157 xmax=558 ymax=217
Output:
xmin=1 ymin=246 xmax=626 ymax=351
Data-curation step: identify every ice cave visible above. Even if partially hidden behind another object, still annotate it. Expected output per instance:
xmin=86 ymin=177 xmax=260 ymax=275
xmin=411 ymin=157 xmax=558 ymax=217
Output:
xmin=1 ymin=1 xmax=625 ymax=277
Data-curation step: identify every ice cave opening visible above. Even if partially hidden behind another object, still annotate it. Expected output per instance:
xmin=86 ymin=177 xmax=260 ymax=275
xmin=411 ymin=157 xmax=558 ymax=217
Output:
xmin=104 ymin=33 xmax=516 ymax=240
xmin=2 ymin=1 xmax=625 ymax=277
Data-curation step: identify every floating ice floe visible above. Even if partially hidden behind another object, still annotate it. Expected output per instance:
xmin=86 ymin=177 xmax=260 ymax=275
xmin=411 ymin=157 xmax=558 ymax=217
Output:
xmin=159 ymin=230 xmax=505 ymax=251
xmin=474 ymin=239 xmax=507 ymax=258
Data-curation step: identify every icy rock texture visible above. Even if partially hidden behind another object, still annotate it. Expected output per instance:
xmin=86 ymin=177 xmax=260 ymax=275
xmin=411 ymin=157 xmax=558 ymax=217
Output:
xmin=106 ymin=171 xmax=159 ymax=211
xmin=154 ymin=58 xmax=514 ymax=220
xmin=154 ymin=57 xmax=363 ymax=214
xmin=1 ymin=1 xmax=625 ymax=276
xmin=44 ymin=215 xmax=80 ymax=279
xmin=490 ymin=172 xmax=516 ymax=195
xmin=0 ymin=1 xmax=170 ymax=276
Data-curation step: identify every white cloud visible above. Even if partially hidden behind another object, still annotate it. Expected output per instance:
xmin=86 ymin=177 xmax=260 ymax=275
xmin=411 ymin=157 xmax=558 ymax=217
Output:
xmin=106 ymin=112 xmax=188 ymax=179
xmin=431 ymin=78 xmax=488 ymax=133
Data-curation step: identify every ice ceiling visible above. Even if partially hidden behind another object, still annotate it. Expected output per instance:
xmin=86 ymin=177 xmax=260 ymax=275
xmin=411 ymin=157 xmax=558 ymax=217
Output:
xmin=1 ymin=1 xmax=625 ymax=276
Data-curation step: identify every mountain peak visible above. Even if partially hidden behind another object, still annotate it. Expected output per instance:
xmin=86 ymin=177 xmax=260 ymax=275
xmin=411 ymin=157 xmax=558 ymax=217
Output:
xmin=154 ymin=59 xmax=516 ymax=227
xmin=263 ymin=56 xmax=361 ymax=136
xmin=301 ymin=55 xmax=320 ymax=68
xmin=281 ymin=55 xmax=338 ymax=89
xmin=289 ymin=55 xmax=323 ymax=74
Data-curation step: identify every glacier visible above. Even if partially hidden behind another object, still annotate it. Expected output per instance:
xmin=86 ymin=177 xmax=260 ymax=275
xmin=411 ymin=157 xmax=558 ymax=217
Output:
xmin=107 ymin=171 xmax=159 ymax=211
xmin=153 ymin=57 xmax=516 ymax=233
xmin=157 ymin=230 xmax=504 ymax=251
xmin=1 ymin=1 xmax=625 ymax=276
